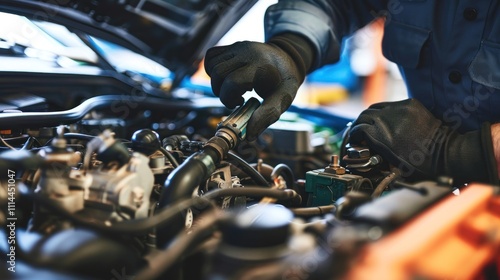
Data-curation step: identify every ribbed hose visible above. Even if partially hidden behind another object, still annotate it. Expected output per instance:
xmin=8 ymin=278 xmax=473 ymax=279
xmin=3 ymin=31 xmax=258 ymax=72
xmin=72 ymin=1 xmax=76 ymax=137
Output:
xmin=156 ymin=148 xmax=219 ymax=247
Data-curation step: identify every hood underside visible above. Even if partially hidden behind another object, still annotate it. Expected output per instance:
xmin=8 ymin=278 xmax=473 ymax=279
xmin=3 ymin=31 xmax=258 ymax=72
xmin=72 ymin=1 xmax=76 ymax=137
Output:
xmin=0 ymin=0 xmax=257 ymax=81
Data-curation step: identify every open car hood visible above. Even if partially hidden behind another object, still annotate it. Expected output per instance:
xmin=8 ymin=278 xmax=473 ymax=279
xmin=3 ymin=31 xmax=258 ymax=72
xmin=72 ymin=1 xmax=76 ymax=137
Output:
xmin=0 ymin=0 xmax=257 ymax=84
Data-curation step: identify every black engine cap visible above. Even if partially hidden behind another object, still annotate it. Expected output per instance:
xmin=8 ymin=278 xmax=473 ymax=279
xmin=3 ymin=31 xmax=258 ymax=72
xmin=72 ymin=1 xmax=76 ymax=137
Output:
xmin=221 ymin=204 xmax=293 ymax=248
xmin=131 ymin=129 xmax=161 ymax=155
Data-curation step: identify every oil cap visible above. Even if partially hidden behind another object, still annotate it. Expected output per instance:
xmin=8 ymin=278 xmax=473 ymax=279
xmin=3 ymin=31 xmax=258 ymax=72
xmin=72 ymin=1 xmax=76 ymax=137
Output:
xmin=220 ymin=204 xmax=293 ymax=248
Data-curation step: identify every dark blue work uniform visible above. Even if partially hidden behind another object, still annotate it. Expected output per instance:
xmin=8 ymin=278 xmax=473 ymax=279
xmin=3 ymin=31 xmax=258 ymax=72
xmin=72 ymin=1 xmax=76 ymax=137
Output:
xmin=265 ymin=0 xmax=500 ymax=132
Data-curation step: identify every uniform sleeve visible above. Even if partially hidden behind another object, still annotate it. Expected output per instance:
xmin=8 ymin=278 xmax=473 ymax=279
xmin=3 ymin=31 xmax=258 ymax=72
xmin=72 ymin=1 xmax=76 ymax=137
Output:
xmin=264 ymin=0 xmax=388 ymax=71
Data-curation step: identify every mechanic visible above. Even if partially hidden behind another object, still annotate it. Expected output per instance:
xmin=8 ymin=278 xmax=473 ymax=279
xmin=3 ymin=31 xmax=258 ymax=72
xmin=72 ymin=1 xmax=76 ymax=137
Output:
xmin=204 ymin=0 xmax=500 ymax=186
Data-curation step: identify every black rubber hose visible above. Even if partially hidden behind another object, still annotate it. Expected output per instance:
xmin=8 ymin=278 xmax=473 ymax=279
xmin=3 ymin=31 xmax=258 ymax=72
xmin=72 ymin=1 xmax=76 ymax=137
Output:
xmin=63 ymin=133 xmax=96 ymax=141
xmin=271 ymin=163 xmax=296 ymax=191
xmin=140 ymin=204 xmax=334 ymax=280
xmin=156 ymin=149 xmax=219 ymax=246
xmin=205 ymin=187 xmax=301 ymax=204
xmin=249 ymin=161 xmax=274 ymax=180
xmin=134 ymin=212 xmax=220 ymax=280
xmin=227 ymin=151 xmax=269 ymax=187
xmin=29 ymin=187 xmax=299 ymax=235
xmin=31 ymin=191 xmax=214 ymax=235
xmin=159 ymin=149 xmax=219 ymax=206
xmin=290 ymin=205 xmax=336 ymax=217
xmin=159 ymin=146 xmax=179 ymax=168
xmin=61 ymin=133 xmax=130 ymax=144
xmin=63 ymin=132 xmax=180 ymax=168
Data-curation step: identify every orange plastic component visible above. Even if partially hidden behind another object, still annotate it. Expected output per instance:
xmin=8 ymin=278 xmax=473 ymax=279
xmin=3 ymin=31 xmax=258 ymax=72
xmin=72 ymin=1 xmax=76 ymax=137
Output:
xmin=345 ymin=184 xmax=500 ymax=280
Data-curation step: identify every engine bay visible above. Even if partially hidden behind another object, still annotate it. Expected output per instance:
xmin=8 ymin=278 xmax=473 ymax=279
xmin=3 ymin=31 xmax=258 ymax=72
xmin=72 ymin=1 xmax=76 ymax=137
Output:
xmin=0 ymin=93 xmax=498 ymax=280
xmin=0 ymin=1 xmax=499 ymax=279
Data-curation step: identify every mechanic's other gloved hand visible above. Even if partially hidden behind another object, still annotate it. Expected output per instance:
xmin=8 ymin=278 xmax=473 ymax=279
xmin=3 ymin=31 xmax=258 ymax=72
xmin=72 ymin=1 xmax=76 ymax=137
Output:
xmin=204 ymin=34 xmax=314 ymax=141
xmin=349 ymin=98 xmax=498 ymax=185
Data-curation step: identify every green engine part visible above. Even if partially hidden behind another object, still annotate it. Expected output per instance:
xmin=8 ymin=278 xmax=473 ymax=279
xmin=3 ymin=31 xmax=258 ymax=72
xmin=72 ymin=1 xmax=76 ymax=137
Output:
xmin=305 ymin=169 xmax=370 ymax=207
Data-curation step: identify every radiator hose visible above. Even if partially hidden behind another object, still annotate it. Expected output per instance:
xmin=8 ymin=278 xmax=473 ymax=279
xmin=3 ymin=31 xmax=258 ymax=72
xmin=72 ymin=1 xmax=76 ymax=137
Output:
xmin=157 ymin=98 xmax=261 ymax=247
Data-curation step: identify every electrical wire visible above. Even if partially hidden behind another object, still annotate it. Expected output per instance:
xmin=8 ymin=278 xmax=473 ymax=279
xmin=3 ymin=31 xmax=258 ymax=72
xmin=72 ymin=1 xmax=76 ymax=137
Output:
xmin=227 ymin=151 xmax=270 ymax=187
xmin=21 ymin=137 xmax=36 ymax=150
xmin=0 ymin=135 xmax=17 ymax=150
xmin=0 ymin=135 xmax=37 ymax=150
xmin=371 ymin=169 xmax=401 ymax=198
xmin=271 ymin=163 xmax=296 ymax=191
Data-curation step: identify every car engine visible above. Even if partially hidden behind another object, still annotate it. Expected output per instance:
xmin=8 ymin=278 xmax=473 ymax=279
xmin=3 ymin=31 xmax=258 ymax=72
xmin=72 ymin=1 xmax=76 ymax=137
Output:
xmin=0 ymin=0 xmax=499 ymax=279
xmin=0 ymin=92 xmax=498 ymax=280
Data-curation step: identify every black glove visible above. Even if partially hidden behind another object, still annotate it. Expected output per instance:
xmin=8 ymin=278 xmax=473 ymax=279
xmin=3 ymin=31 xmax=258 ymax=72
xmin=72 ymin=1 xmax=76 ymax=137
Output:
xmin=349 ymin=98 xmax=498 ymax=185
xmin=204 ymin=34 xmax=314 ymax=141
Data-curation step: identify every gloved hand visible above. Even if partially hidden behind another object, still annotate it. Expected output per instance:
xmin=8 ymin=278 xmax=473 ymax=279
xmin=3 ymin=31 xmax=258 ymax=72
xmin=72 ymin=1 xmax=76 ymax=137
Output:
xmin=349 ymin=98 xmax=498 ymax=184
xmin=204 ymin=34 xmax=313 ymax=141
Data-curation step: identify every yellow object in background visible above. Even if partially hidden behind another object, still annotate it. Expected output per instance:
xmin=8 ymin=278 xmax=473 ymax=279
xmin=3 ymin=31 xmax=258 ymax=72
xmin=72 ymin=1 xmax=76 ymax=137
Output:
xmin=295 ymin=83 xmax=349 ymax=106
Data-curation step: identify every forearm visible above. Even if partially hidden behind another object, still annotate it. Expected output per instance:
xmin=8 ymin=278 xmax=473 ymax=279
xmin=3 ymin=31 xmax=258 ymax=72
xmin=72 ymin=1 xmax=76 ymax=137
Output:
xmin=264 ymin=0 xmax=340 ymax=69
xmin=264 ymin=0 xmax=388 ymax=70
xmin=491 ymin=123 xmax=500 ymax=179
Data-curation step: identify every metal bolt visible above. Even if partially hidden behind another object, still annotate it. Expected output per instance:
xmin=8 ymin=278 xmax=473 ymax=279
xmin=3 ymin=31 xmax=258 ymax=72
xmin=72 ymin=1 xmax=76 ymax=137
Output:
xmin=331 ymin=155 xmax=339 ymax=168
xmin=347 ymin=147 xmax=370 ymax=159
xmin=326 ymin=154 xmax=345 ymax=175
